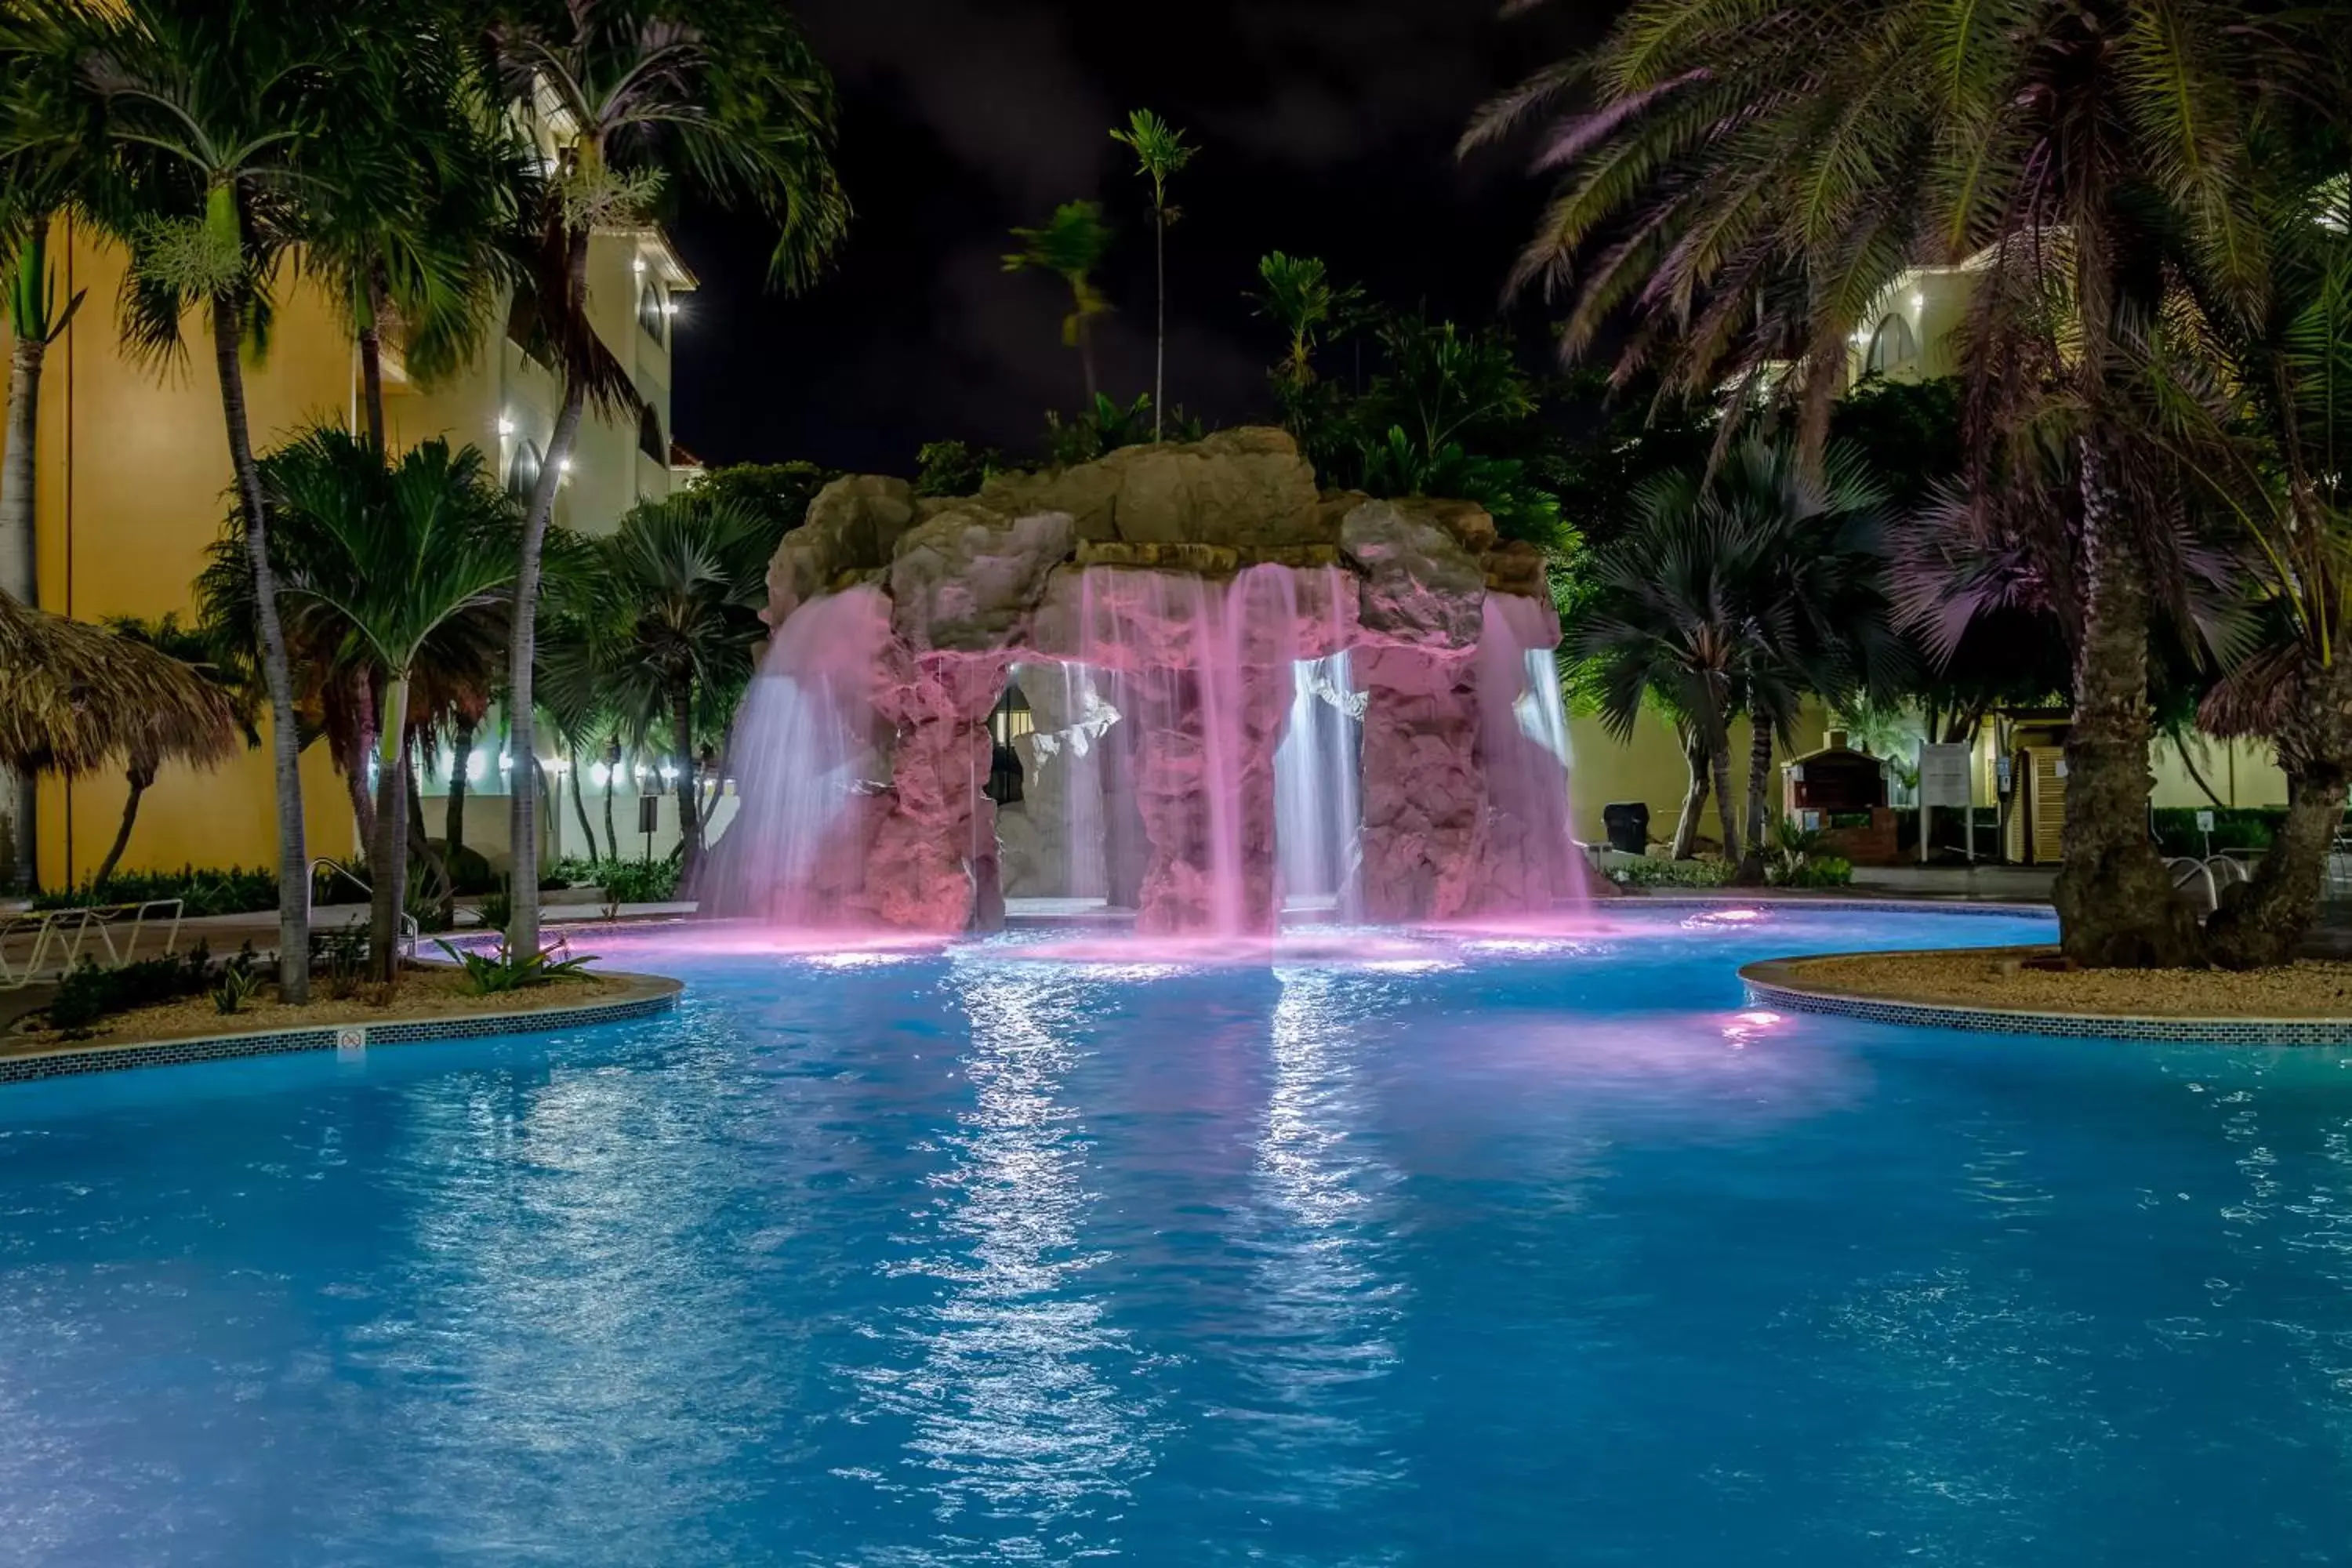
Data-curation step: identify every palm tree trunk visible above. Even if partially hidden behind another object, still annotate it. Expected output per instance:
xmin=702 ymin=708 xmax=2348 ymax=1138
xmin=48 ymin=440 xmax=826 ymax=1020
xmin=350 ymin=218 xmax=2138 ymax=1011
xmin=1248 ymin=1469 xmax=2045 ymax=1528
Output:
xmin=2050 ymin=445 xmax=2201 ymax=967
xmin=1074 ymin=297 xmax=1099 ymax=404
xmin=2205 ymin=659 xmax=2352 ymax=969
xmin=671 ymin=688 xmax=701 ymax=891
xmin=93 ymin=764 xmax=153 ymax=887
xmin=212 ymin=292 xmax=311 ymax=1001
xmin=1738 ymin=712 xmax=1773 ymax=883
xmin=506 ymin=233 xmax=593 ymax=955
xmin=1708 ymin=724 xmax=1740 ymax=864
xmin=602 ymin=764 xmax=619 ymax=863
xmin=356 ymin=269 xmax=388 ymax=451
xmin=341 ymin=668 xmax=377 ymax=851
xmin=2 ymin=332 xmax=44 ymax=895
xmin=405 ymin=738 xmax=448 ymax=909
xmin=1670 ymin=730 xmax=1708 ymax=859
xmin=1151 ymin=212 xmax=1165 ymax=440
xmin=445 ymin=714 xmax=474 ymax=858
xmin=368 ymin=675 xmax=408 ymax=983
xmin=566 ymin=746 xmax=597 ymax=861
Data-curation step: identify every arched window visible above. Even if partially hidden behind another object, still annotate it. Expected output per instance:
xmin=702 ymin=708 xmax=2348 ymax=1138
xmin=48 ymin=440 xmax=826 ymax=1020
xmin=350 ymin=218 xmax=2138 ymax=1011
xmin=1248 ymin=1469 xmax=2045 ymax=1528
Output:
xmin=506 ymin=438 xmax=543 ymax=499
xmin=1866 ymin=314 xmax=1918 ymax=376
xmin=637 ymin=405 xmax=666 ymax=463
xmin=637 ymin=280 xmax=666 ymax=346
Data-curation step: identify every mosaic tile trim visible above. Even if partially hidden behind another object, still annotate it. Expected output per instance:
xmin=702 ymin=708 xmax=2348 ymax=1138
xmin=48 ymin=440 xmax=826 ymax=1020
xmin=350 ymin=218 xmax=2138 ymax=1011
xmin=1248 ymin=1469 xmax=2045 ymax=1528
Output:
xmin=0 ymin=987 xmax=679 ymax=1085
xmin=1637 ymin=895 xmax=2056 ymax=920
xmin=1742 ymin=973 xmax=2352 ymax=1046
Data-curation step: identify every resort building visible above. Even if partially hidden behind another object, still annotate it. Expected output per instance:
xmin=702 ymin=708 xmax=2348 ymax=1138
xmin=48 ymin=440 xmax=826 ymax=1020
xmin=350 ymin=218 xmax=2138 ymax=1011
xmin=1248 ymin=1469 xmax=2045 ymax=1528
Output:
xmin=0 ymin=216 xmax=694 ymax=887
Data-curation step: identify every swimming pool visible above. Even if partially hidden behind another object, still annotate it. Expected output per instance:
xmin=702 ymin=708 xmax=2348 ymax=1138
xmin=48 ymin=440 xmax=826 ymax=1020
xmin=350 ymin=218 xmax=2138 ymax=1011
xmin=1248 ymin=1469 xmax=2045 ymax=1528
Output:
xmin=3 ymin=903 xmax=2349 ymax=1565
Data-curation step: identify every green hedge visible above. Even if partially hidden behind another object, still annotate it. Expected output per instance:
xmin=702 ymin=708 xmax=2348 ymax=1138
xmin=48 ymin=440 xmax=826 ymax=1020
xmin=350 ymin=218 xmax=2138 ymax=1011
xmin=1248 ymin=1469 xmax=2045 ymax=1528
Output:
xmin=1607 ymin=855 xmax=1739 ymax=887
xmin=2150 ymin=808 xmax=2283 ymax=858
xmin=33 ymin=866 xmax=277 ymax=918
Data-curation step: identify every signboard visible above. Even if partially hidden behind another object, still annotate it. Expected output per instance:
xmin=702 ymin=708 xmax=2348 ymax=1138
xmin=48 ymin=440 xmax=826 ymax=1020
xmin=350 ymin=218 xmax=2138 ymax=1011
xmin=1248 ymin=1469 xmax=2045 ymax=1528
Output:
xmin=2195 ymin=808 xmax=2216 ymax=833
xmin=1917 ymin=743 xmax=1973 ymax=809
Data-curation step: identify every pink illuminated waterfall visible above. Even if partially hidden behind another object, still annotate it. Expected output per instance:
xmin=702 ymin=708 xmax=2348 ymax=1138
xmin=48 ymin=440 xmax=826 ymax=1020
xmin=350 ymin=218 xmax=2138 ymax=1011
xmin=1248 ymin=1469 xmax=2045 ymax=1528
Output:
xmin=1475 ymin=592 xmax=1586 ymax=913
xmin=700 ymin=587 xmax=893 ymax=925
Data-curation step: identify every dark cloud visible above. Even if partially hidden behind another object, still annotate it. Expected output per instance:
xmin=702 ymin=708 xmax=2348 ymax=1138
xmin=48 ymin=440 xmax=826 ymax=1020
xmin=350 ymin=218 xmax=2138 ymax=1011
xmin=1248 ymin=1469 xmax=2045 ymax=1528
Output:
xmin=670 ymin=0 xmax=1610 ymax=473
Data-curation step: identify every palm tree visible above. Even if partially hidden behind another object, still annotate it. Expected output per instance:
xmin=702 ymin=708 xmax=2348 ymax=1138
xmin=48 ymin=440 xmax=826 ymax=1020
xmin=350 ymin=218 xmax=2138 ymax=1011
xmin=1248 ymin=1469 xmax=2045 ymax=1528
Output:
xmin=1576 ymin=437 xmax=1900 ymax=870
xmin=1697 ymin=441 xmax=1903 ymax=879
xmin=0 ymin=0 xmax=100 ymax=890
xmin=266 ymin=429 xmax=517 ymax=980
xmin=91 ymin=613 xmax=251 ymax=885
xmin=1250 ymin=251 xmax=1362 ymax=392
xmin=1472 ymin=0 xmax=2337 ymax=965
xmin=79 ymin=0 xmax=353 ymax=998
xmin=297 ymin=16 xmax=517 ymax=452
xmin=1005 ymin=200 xmax=1113 ymax=403
xmin=482 ymin=0 xmax=848 ymax=952
xmin=1110 ymin=109 xmax=1193 ymax=441
xmin=1577 ymin=481 xmax=1759 ymax=862
xmin=543 ymin=489 xmax=784 ymax=890
xmin=2169 ymin=172 xmax=2352 ymax=967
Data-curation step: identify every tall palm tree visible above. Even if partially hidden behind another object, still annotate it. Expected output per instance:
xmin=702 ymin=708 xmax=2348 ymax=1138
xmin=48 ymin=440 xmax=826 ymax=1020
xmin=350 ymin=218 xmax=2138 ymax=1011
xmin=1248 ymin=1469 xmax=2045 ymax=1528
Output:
xmin=1703 ymin=441 xmax=1904 ymax=878
xmin=79 ymin=0 xmax=351 ymax=997
xmin=90 ymin=612 xmax=252 ymax=886
xmin=1005 ymin=200 xmax=1112 ymax=403
xmin=1110 ymin=109 xmax=1193 ymax=441
xmin=0 ymin=0 xmax=100 ymax=891
xmin=298 ymin=15 xmax=518 ymax=452
xmin=1472 ymin=0 xmax=2337 ymax=965
xmin=2170 ymin=169 xmax=2352 ymax=967
xmin=482 ymin=0 xmax=848 ymax=952
xmin=267 ymin=429 xmax=517 ymax=979
xmin=543 ymin=488 xmax=782 ymax=890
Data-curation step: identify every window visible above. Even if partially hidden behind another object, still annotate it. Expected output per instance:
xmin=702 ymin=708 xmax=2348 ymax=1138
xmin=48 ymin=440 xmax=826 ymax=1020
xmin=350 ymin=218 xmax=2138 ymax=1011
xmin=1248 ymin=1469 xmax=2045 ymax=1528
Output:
xmin=506 ymin=438 xmax=543 ymax=499
xmin=637 ymin=280 xmax=666 ymax=346
xmin=637 ymin=405 xmax=666 ymax=464
xmin=1865 ymin=314 xmax=1918 ymax=376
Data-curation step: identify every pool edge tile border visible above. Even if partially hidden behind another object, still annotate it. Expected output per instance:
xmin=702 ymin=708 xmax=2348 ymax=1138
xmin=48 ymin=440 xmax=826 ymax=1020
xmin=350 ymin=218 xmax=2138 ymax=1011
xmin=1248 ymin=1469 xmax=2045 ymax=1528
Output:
xmin=0 ymin=975 xmax=684 ymax=1084
xmin=1741 ymin=955 xmax=2352 ymax=1045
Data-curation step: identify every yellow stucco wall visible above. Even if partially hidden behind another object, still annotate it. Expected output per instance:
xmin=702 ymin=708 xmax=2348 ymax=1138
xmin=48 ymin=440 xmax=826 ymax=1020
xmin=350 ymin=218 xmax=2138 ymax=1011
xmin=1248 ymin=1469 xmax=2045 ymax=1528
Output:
xmin=2 ymin=219 xmax=680 ymax=887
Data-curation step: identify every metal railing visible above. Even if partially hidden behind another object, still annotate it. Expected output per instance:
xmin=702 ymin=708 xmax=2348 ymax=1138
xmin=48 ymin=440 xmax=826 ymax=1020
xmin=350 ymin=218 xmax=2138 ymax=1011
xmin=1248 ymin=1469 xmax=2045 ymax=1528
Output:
xmin=2168 ymin=854 xmax=2252 ymax=916
xmin=307 ymin=858 xmax=419 ymax=960
xmin=0 ymin=898 xmax=184 ymax=990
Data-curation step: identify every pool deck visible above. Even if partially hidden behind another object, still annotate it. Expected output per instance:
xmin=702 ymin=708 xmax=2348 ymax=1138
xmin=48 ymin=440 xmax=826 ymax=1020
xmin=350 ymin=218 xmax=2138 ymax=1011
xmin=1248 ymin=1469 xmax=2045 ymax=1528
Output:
xmin=1743 ymin=948 xmax=2352 ymax=1044
xmin=0 ymin=969 xmax=683 ymax=1084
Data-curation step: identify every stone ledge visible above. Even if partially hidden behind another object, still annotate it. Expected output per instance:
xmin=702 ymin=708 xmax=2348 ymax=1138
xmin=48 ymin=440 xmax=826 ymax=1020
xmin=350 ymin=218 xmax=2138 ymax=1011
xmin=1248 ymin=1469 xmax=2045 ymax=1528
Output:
xmin=1741 ymin=949 xmax=2352 ymax=1044
xmin=0 ymin=973 xmax=682 ymax=1085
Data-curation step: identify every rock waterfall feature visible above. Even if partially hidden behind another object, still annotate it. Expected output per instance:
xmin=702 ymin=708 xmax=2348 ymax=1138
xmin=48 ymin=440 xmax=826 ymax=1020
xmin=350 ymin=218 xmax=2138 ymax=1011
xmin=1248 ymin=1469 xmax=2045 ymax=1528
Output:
xmin=705 ymin=428 xmax=1590 ymax=935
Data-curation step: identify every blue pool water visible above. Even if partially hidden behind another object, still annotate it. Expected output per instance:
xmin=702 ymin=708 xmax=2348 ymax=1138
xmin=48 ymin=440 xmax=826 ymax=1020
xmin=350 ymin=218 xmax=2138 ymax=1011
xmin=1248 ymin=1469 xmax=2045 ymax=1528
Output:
xmin=4 ymin=904 xmax=2352 ymax=1565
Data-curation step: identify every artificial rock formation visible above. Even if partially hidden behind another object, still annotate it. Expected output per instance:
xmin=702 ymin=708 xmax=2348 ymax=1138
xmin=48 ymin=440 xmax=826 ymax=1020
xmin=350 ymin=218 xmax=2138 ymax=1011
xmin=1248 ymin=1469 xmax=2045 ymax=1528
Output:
xmin=727 ymin=427 xmax=1589 ymax=933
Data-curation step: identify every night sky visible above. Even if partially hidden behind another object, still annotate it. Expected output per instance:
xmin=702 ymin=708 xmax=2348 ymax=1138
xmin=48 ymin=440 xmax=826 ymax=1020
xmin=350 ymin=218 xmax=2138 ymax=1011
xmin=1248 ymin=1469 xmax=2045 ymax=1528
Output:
xmin=667 ymin=0 xmax=1609 ymax=475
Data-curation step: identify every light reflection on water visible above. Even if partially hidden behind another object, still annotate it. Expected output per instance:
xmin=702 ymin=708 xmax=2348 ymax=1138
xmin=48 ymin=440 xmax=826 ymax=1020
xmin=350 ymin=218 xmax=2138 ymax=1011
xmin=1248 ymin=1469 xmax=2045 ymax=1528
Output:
xmin=9 ymin=906 xmax=2352 ymax=1565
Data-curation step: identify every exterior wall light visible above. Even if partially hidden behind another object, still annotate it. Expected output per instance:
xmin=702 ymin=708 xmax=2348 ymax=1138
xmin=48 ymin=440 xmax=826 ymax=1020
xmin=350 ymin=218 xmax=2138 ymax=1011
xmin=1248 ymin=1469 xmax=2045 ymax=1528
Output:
xmin=590 ymin=761 xmax=612 ymax=787
xmin=633 ymin=257 xmax=647 ymax=274
xmin=466 ymin=750 xmax=487 ymax=782
xmin=497 ymin=415 xmax=516 ymax=437
xmin=557 ymin=457 xmax=573 ymax=474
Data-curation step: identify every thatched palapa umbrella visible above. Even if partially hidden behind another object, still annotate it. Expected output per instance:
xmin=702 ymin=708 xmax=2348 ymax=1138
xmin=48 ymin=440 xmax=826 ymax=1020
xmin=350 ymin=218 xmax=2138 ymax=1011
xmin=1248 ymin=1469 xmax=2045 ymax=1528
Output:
xmin=0 ymin=591 xmax=239 ymax=778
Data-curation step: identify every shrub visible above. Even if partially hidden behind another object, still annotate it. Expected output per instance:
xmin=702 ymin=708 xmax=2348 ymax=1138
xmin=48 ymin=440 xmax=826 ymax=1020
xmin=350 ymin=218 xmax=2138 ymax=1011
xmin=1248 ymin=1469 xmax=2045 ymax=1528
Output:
xmin=432 ymin=936 xmax=597 ymax=994
xmin=1762 ymin=817 xmax=1856 ymax=888
xmin=913 ymin=439 xmax=1004 ymax=498
xmin=212 ymin=963 xmax=261 ymax=1014
xmin=597 ymin=858 xmax=681 ymax=906
xmin=1608 ymin=855 xmax=1738 ymax=887
xmin=45 ymin=942 xmax=236 ymax=1032
xmin=34 ymin=866 xmax=276 ymax=918
xmin=313 ymin=924 xmax=370 ymax=1000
